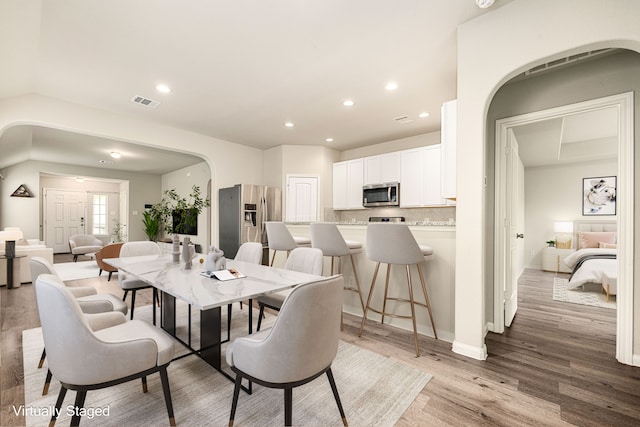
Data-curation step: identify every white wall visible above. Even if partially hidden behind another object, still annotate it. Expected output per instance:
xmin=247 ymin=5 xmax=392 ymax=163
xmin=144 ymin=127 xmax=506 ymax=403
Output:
xmin=456 ymin=0 xmax=640 ymax=361
xmin=525 ymin=160 xmax=617 ymax=268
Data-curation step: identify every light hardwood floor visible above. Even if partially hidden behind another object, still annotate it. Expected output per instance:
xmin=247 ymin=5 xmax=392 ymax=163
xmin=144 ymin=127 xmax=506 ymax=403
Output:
xmin=2 ymin=260 xmax=639 ymax=426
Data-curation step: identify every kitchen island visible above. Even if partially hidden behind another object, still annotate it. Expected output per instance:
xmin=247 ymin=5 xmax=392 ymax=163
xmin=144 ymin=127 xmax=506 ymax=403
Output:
xmin=274 ymin=223 xmax=455 ymax=343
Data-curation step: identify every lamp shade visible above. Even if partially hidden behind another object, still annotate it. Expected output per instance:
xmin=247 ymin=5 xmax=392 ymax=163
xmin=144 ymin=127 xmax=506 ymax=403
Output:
xmin=0 ymin=227 xmax=23 ymax=241
xmin=554 ymin=221 xmax=574 ymax=233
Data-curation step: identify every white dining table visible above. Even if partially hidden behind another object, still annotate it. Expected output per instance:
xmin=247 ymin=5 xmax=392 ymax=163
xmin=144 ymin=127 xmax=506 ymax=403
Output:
xmin=104 ymin=254 xmax=322 ymax=374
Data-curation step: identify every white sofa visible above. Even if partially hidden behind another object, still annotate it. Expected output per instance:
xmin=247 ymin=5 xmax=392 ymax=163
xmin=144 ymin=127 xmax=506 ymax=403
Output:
xmin=0 ymin=239 xmax=54 ymax=287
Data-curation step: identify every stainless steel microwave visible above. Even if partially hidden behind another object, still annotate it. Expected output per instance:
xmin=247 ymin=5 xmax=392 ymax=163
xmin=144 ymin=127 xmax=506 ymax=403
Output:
xmin=362 ymin=182 xmax=400 ymax=207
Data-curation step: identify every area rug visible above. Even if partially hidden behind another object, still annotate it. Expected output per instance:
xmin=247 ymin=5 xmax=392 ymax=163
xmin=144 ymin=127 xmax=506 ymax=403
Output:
xmin=553 ymin=277 xmax=616 ymax=309
xmin=23 ymin=303 xmax=431 ymax=426
xmin=53 ymin=260 xmax=103 ymax=282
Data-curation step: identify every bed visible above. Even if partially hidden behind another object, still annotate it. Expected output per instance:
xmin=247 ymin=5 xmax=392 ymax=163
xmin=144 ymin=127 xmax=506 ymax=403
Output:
xmin=563 ymin=222 xmax=617 ymax=291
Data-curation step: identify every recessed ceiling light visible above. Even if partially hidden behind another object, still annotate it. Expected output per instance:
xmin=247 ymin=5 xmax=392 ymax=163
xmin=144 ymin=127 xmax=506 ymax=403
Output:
xmin=418 ymin=112 xmax=430 ymax=118
xmin=75 ymin=177 xmax=85 ymax=183
xmin=476 ymin=0 xmax=495 ymax=8
xmin=156 ymin=84 xmax=171 ymax=93
xmin=325 ymin=138 xmax=334 ymax=142
xmin=385 ymin=82 xmax=398 ymax=91
xmin=343 ymin=100 xmax=355 ymax=107
xmin=284 ymin=122 xmax=294 ymax=128
xmin=110 ymin=151 xmax=122 ymax=159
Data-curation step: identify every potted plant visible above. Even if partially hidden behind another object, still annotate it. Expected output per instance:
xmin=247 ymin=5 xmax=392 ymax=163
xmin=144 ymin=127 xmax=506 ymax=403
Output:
xmin=545 ymin=240 xmax=556 ymax=247
xmin=143 ymin=185 xmax=210 ymax=240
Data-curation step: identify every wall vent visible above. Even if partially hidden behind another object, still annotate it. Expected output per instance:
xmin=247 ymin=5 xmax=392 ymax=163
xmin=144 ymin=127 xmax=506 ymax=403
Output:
xmin=524 ymin=48 xmax=614 ymax=77
xmin=394 ymin=115 xmax=413 ymax=125
xmin=131 ymin=95 xmax=160 ymax=109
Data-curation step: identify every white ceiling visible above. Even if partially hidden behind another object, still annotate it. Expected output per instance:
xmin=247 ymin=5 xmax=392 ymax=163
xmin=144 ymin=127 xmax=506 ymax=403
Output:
xmin=513 ymin=107 xmax=618 ymax=168
xmin=0 ymin=0 xmax=514 ymax=171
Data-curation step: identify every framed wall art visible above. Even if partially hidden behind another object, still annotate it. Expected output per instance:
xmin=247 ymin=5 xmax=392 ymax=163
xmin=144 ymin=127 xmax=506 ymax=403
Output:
xmin=583 ymin=176 xmax=616 ymax=216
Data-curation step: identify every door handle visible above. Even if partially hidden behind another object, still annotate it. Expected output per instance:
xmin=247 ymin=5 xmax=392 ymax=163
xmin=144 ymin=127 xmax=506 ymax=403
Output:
xmin=516 ymin=233 xmax=524 ymax=239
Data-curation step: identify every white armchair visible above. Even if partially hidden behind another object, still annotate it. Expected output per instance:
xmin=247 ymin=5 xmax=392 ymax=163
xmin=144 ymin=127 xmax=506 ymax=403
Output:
xmin=68 ymin=234 xmax=104 ymax=262
xmin=35 ymin=274 xmax=176 ymax=426
xmin=226 ymin=275 xmax=347 ymax=427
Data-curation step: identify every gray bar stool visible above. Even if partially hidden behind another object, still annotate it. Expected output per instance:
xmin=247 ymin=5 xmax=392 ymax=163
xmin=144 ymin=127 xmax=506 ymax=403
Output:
xmin=265 ymin=222 xmax=311 ymax=266
xmin=310 ymin=223 xmax=365 ymax=320
xmin=358 ymin=223 xmax=437 ymax=356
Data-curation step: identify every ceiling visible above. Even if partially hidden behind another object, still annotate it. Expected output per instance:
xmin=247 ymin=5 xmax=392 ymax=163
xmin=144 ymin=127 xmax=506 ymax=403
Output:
xmin=0 ymin=0 xmax=515 ymax=172
xmin=513 ymin=107 xmax=618 ymax=168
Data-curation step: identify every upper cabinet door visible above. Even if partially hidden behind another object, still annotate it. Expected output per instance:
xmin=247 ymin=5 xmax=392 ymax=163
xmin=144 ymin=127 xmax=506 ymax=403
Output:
xmin=333 ymin=159 xmax=365 ymax=210
xmin=364 ymin=153 xmax=400 ymax=185
xmin=399 ymin=148 xmax=423 ymax=207
xmin=441 ymin=99 xmax=457 ymax=201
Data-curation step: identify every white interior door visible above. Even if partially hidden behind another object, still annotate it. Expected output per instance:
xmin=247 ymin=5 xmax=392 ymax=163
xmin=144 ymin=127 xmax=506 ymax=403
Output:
xmin=285 ymin=175 xmax=318 ymax=222
xmin=44 ymin=189 xmax=87 ymax=253
xmin=505 ymin=135 xmax=525 ymax=327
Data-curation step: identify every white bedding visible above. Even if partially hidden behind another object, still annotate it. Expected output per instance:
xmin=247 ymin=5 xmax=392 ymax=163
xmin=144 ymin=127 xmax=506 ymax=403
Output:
xmin=564 ymin=248 xmax=617 ymax=290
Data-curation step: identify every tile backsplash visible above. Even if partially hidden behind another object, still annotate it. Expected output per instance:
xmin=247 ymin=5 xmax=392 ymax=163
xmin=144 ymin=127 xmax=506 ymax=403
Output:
xmin=324 ymin=206 xmax=456 ymax=225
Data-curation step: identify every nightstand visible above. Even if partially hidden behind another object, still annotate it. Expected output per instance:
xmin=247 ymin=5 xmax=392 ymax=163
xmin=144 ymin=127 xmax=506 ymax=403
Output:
xmin=542 ymin=247 xmax=575 ymax=273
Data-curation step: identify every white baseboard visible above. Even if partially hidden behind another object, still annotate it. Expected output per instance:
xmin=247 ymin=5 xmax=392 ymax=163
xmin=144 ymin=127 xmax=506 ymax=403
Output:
xmin=452 ymin=340 xmax=488 ymax=360
xmin=485 ymin=322 xmax=494 ymax=336
xmin=632 ymin=354 xmax=640 ymax=367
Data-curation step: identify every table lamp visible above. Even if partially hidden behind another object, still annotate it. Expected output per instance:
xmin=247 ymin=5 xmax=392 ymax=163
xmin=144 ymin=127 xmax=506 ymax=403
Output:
xmin=0 ymin=227 xmax=24 ymax=258
xmin=554 ymin=221 xmax=573 ymax=249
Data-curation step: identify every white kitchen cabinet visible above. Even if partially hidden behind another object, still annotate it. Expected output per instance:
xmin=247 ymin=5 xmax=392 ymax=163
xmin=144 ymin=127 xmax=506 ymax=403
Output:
xmin=400 ymin=145 xmax=445 ymax=207
xmin=441 ymin=99 xmax=457 ymax=201
xmin=333 ymin=159 xmax=364 ymax=210
xmin=364 ymin=152 xmax=400 ymax=185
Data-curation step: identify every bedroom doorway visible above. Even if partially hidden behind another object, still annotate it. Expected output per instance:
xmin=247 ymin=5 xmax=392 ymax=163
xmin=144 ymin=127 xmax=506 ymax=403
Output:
xmin=493 ymin=92 xmax=634 ymax=365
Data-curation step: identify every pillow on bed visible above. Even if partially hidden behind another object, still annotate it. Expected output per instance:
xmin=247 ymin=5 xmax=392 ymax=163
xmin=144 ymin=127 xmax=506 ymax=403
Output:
xmin=599 ymin=242 xmax=617 ymax=249
xmin=579 ymin=231 xmax=616 ymax=248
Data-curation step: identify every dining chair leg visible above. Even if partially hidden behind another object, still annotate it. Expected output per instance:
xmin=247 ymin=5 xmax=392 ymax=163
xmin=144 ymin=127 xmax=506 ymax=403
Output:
xmin=42 ymin=369 xmax=52 ymax=395
xmin=50 ymin=385 xmax=67 ymax=426
xmin=122 ymin=290 xmax=128 ymax=301
xmin=256 ymin=304 xmax=265 ymax=331
xmin=38 ymin=348 xmax=46 ymax=368
xmin=130 ymin=290 xmax=137 ymax=320
xmin=70 ymin=390 xmax=87 ymax=426
xmin=229 ymin=374 xmax=243 ymax=427
xmin=326 ymin=368 xmax=348 ymax=426
xmin=141 ymin=376 xmax=148 ymax=393
xmin=270 ymin=250 xmax=277 ymax=266
xmin=227 ymin=303 xmax=233 ymax=341
xmin=107 ymin=271 xmax=113 ymax=281
xmin=160 ymin=366 xmax=176 ymax=427
xmin=284 ymin=387 xmax=293 ymax=426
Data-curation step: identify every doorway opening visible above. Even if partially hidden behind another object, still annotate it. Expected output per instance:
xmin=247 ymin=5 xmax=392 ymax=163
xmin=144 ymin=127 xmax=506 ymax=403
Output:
xmin=492 ymin=92 xmax=634 ymax=364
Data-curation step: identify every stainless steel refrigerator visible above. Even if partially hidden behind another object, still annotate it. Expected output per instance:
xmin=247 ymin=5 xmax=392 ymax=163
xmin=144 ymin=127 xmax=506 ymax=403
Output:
xmin=218 ymin=184 xmax=282 ymax=259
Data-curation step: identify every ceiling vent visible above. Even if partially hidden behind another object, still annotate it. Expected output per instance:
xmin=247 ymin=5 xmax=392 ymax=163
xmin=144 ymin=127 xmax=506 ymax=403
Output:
xmin=131 ymin=95 xmax=160 ymax=109
xmin=394 ymin=115 xmax=414 ymax=125
xmin=524 ymin=49 xmax=614 ymax=77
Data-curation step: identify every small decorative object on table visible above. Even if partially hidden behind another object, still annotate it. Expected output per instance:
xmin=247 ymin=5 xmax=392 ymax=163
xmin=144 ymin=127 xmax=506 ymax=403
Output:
xmin=172 ymin=234 xmax=180 ymax=263
xmin=546 ymin=240 xmax=555 ymax=247
xmin=182 ymin=237 xmax=195 ymax=269
xmin=205 ymin=246 xmax=226 ymax=272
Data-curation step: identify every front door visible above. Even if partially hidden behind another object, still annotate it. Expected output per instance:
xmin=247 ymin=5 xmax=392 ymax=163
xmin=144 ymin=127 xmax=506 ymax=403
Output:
xmin=44 ymin=189 xmax=87 ymax=253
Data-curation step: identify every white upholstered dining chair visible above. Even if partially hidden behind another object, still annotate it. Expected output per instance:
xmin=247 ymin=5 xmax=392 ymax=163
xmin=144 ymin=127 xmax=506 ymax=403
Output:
xmin=35 ymin=274 xmax=177 ymax=426
xmin=226 ymin=275 xmax=348 ymax=427
xmin=118 ymin=241 xmax=162 ymax=319
xmin=255 ymin=247 xmax=323 ymax=331
xmin=226 ymin=242 xmax=264 ymax=337
xmin=29 ymin=256 xmax=129 ymax=395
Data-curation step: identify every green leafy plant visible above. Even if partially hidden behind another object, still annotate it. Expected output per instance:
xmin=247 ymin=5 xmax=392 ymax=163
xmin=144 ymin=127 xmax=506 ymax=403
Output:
xmin=546 ymin=240 xmax=555 ymax=247
xmin=142 ymin=210 xmax=161 ymax=241
xmin=145 ymin=185 xmax=210 ymax=238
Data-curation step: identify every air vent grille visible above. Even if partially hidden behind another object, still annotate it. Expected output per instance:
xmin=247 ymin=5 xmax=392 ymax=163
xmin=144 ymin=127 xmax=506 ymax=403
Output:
xmin=524 ymin=49 xmax=613 ymax=76
xmin=131 ymin=95 xmax=160 ymax=109
xmin=394 ymin=115 xmax=413 ymax=125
